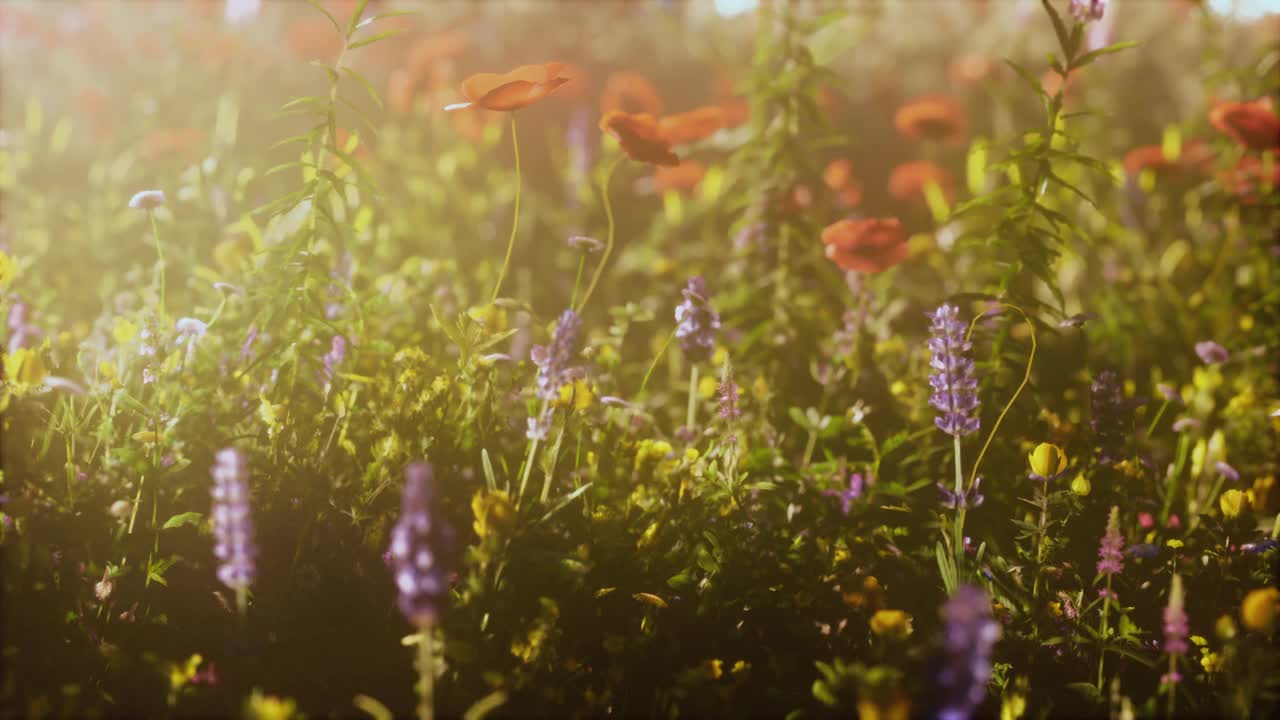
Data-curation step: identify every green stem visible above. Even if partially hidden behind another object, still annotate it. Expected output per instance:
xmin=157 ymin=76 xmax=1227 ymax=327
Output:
xmin=1097 ymin=573 xmax=1112 ymax=691
xmin=517 ymin=400 xmax=549 ymax=505
xmin=576 ymin=156 xmax=622 ymax=312
xmin=491 ymin=115 xmax=521 ymax=303
xmin=149 ymin=212 xmax=165 ymax=319
xmin=1033 ymin=492 xmax=1049 ymax=601
xmin=686 ymin=365 xmax=699 ymax=433
xmin=417 ymin=621 xmax=434 ymax=720
xmin=569 ymin=256 xmax=586 ymax=308
xmin=953 ymin=435 xmax=966 ymax=579
xmin=1146 ymin=399 xmax=1170 ymax=437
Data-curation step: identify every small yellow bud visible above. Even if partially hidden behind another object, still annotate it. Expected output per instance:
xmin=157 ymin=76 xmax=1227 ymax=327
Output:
xmin=698 ymin=375 xmax=718 ymax=400
xmin=1070 ymin=474 xmax=1092 ymax=496
xmin=1219 ymin=489 xmax=1247 ymax=519
xmin=1028 ymin=443 xmax=1068 ymax=478
xmin=1241 ymin=587 xmax=1280 ymax=633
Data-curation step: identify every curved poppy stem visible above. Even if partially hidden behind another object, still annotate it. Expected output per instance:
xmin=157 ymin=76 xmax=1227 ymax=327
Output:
xmin=964 ymin=302 xmax=1036 ymax=487
xmin=576 ymin=155 xmax=623 ymax=313
xmin=490 ymin=114 xmax=521 ymax=303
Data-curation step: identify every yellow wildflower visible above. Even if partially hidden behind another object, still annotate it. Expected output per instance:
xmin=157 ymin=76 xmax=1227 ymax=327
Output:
xmin=1070 ymin=474 xmax=1091 ymax=496
xmin=1028 ymin=442 xmax=1068 ymax=478
xmin=870 ymin=609 xmax=912 ymax=639
xmin=1219 ymin=489 xmax=1247 ymax=519
xmin=1241 ymin=587 xmax=1280 ymax=633
xmin=698 ymin=375 xmax=718 ymax=400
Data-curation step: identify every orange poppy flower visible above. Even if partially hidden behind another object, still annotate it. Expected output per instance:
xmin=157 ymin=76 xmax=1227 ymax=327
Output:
xmin=821 ymin=218 xmax=909 ymax=274
xmin=1209 ymin=97 xmax=1280 ymax=152
xmin=655 ymin=161 xmax=707 ymax=194
xmin=658 ymin=106 xmax=725 ymax=145
xmin=555 ymin=63 xmax=591 ymax=103
xmin=1123 ymin=140 xmax=1213 ymax=184
xmin=712 ymin=76 xmax=750 ymax=129
xmin=143 ymin=127 xmax=206 ymax=162
xmin=888 ymin=161 xmax=955 ymax=202
xmin=599 ymin=111 xmax=679 ymax=166
xmin=894 ymin=95 xmax=967 ymax=143
xmin=601 ymin=71 xmax=664 ymax=117
xmin=406 ymin=30 xmax=469 ymax=80
xmin=447 ymin=63 xmax=571 ymax=112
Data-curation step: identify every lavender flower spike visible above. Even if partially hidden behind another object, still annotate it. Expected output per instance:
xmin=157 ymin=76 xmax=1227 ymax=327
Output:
xmin=531 ymin=310 xmax=582 ymax=402
xmin=927 ymin=304 xmax=980 ymax=437
xmin=1069 ymin=0 xmax=1105 ymax=22
xmin=1162 ymin=573 xmax=1188 ymax=686
xmin=211 ymin=448 xmax=256 ymax=592
xmin=675 ymin=276 xmax=720 ymax=363
xmin=1097 ymin=506 xmax=1125 ymax=576
xmin=388 ymin=462 xmax=449 ymax=625
xmin=935 ymin=585 xmax=1001 ymax=720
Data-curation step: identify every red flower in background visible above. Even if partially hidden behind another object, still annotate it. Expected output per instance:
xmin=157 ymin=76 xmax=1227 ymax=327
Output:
xmin=405 ymin=30 xmax=470 ymax=80
xmin=655 ymin=161 xmax=707 ymax=194
xmin=387 ymin=68 xmax=415 ymax=114
xmin=712 ymin=75 xmax=750 ymax=129
xmin=448 ymin=63 xmax=571 ymax=112
xmin=823 ymin=159 xmax=863 ymax=208
xmin=822 ymin=218 xmax=909 ymax=274
xmin=600 ymin=112 xmax=679 ymax=166
xmin=1123 ymin=140 xmax=1213 ymax=185
xmin=601 ymin=71 xmax=664 ymax=116
xmin=1209 ymin=98 xmax=1280 ymax=152
xmin=888 ymin=161 xmax=955 ymax=203
xmin=949 ymin=53 xmax=996 ymax=86
xmin=658 ymin=106 xmax=725 ymax=145
xmin=894 ymin=95 xmax=967 ymax=143
xmin=143 ymin=127 xmax=206 ymax=162
xmin=286 ymin=18 xmax=344 ymax=60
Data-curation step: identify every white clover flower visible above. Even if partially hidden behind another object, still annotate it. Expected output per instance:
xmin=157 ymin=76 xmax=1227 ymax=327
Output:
xmin=128 ymin=190 xmax=166 ymax=210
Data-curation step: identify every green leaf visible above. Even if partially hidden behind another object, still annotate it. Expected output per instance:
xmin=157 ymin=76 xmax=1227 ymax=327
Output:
xmin=162 ymin=512 xmax=204 ymax=530
xmin=347 ymin=0 xmax=371 ymax=35
xmin=1041 ymin=0 xmax=1071 ymax=57
xmin=353 ymin=694 xmax=393 ymax=720
xmin=1073 ymin=41 xmax=1138 ymax=69
xmin=347 ymin=29 xmax=407 ymax=51
xmin=462 ymin=690 xmax=508 ymax=720
xmin=305 ymin=0 xmax=342 ymax=34
xmin=806 ymin=13 xmax=858 ymax=66
xmin=341 ymin=66 xmax=383 ymax=110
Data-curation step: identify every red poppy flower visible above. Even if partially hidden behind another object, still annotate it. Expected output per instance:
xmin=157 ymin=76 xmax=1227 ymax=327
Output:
xmin=1123 ymin=140 xmax=1213 ymax=185
xmin=655 ymin=161 xmax=706 ymax=194
xmin=712 ymin=76 xmax=750 ymax=129
xmin=1209 ymin=98 xmax=1280 ymax=152
xmin=601 ymin=71 xmax=664 ymax=117
xmin=823 ymin=160 xmax=863 ymax=208
xmin=821 ymin=218 xmax=909 ymax=274
xmin=894 ymin=95 xmax=967 ymax=143
xmin=599 ymin=111 xmax=679 ymax=166
xmin=1220 ymin=151 xmax=1280 ymax=204
xmin=658 ymin=106 xmax=725 ymax=145
xmin=447 ymin=63 xmax=571 ymax=112
xmin=888 ymin=161 xmax=955 ymax=203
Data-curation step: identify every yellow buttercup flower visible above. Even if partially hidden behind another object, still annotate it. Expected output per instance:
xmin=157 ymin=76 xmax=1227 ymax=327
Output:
xmin=1028 ymin=443 xmax=1068 ymax=478
xmin=698 ymin=374 xmax=718 ymax=400
xmin=1241 ymin=587 xmax=1279 ymax=633
xmin=471 ymin=489 xmax=513 ymax=541
xmin=870 ymin=609 xmax=912 ymax=639
xmin=3 ymin=347 xmax=48 ymax=387
xmin=0 ymin=250 xmax=15 ymax=287
xmin=1219 ymin=489 xmax=1247 ymax=519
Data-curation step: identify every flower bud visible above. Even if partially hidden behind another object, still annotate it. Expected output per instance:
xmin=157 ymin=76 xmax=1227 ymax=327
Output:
xmin=1219 ymin=489 xmax=1247 ymax=519
xmin=1241 ymin=587 xmax=1279 ymax=633
xmin=1070 ymin=474 xmax=1092 ymax=496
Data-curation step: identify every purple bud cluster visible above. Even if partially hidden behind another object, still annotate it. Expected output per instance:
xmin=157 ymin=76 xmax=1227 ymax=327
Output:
xmin=388 ymin=462 xmax=450 ymax=625
xmin=935 ymin=585 xmax=1001 ymax=720
xmin=1069 ymin=0 xmax=1105 ymax=22
xmin=1090 ymin=370 xmax=1128 ymax=464
xmin=1097 ymin=507 xmax=1125 ymax=576
xmin=927 ymin=304 xmax=980 ymax=437
xmin=211 ymin=448 xmax=256 ymax=591
xmin=675 ymin=276 xmax=720 ymax=363
xmin=531 ymin=310 xmax=582 ymax=402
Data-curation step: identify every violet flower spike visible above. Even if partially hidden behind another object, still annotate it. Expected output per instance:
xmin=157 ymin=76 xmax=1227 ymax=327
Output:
xmin=1161 ymin=574 xmax=1188 ymax=687
xmin=1097 ymin=506 xmax=1125 ymax=576
xmin=935 ymin=585 xmax=1001 ymax=720
xmin=211 ymin=448 xmax=256 ymax=596
xmin=674 ymin=276 xmax=720 ymax=363
xmin=1090 ymin=370 xmax=1128 ymax=464
xmin=717 ymin=369 xmax=741 ymax=421
xmin=1069 ymin=0 xmax=1105 ymax=22
xmin=322 ymin=335 xmax=347 ymax=383
xmin=388 ymin=462 xmax=449 ymax=626
xmin=531 ymin=309 xmax=582 ymax=402
xmin=927 ymin=304 xmax=980 ymax=437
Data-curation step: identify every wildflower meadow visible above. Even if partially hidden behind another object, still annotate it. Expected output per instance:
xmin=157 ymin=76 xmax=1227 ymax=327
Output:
xmin=2 ymin=0 xmax=1279 ymax=718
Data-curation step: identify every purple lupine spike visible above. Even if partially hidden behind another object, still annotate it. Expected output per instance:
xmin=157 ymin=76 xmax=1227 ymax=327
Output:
xmin=211 ymin=448 xmax=256 ymax=591
xmin=322 ymin=335 xmax=347 ymax=383
xmin=7 ymin=302 xmax=40 ymax=353
xmin=1090 ymin=370 xmax=1128 ymax=464
xmin=717 ymin=370 xmax=741 ymax=421
xmin=935 ymin=585 xmax=1001 ymax=720
xmin=1097 ymin=506 xmax=1125 ymax=576
xmin=532 ymin=310 xmax=582 ymax=402
xmin=388 ymin=462 xmax=449 ymax=625
xmin=1161 ymin=574 xmax=1188 ymax=686
xmin=927 ymin=304 xmax=980 ymax=437
xmin=938 ymin=476 xmax=985 ymax=510
xmin=674 ymin=276 xmax=720 ymax=363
